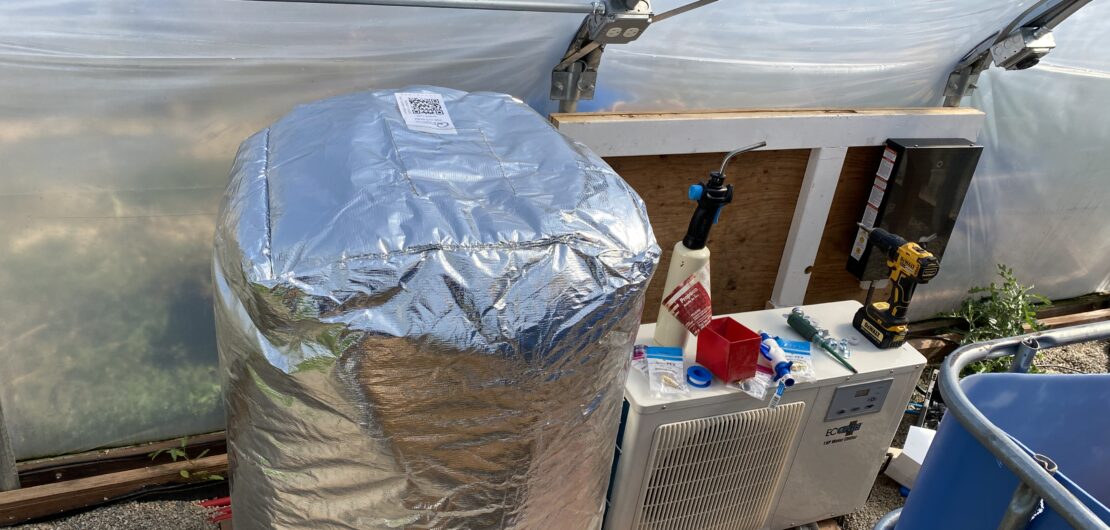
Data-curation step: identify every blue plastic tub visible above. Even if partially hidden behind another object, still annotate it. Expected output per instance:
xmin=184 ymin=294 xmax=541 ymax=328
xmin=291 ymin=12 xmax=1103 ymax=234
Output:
xmin=897 ymin=373 xmax=1110 ymax=529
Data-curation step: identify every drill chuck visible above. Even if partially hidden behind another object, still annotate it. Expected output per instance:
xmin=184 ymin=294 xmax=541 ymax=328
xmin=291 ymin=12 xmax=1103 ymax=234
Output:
xmin=867 ymin=227 xmax=908 ymax=257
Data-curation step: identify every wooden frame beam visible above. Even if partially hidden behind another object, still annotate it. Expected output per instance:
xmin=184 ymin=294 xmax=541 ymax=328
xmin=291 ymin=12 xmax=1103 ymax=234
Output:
xmin=0 ymin=454 xmax=227 ymax=525
xmin=17 ymin=432 xmax=226 ymax=489
xmin=551 ymin=108 xmax=985 ymax=157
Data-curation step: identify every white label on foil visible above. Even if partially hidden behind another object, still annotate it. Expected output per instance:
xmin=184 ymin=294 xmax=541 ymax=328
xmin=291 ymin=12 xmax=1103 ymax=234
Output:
xmin=395 ymin=92 xmax=457 ymax=135
xmin=850 ymin=227 xmax=869 ymax=260
xmin=876 ymin=158 xmax=894 ymax=180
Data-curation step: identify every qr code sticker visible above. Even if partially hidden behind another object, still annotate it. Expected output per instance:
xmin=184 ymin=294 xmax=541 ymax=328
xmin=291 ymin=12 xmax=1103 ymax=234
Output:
xmin=395 ymin=92 xmax=456 ymax=134
xmin=407 ymin=96 xmax=444 ymax=116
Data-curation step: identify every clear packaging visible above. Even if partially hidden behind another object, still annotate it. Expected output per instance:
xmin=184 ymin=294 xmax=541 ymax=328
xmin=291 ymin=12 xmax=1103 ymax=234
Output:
xmin=734 ymin=334 xmax=817 ymax=403
xmin=776 ymin=338 xmax=817 ymax=384
xmin=646 ymin=346 xmax=689 ymax=397
xmin=631 ymin=344 xmax=649 ymax=376
xmin=733 ymin=371 xmax=774 ymax=401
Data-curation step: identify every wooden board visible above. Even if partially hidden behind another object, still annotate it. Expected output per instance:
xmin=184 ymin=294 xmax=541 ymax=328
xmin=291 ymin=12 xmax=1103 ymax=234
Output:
xmin=552 ymin=108 xmax=985 ymax=157
xmin=1038 ymin=307 xmax=1110 ymax=329
xmin=0 ymin=454 xmax=227 ymax=525
xmin=817 ymin=518 xmax=843 ymax=530
xmin=606 ymin=149 xmax=810 ymax=320
xmin=17 ymin=432 xmax=225 ymax=488
xmin=557 ymin=107 xmax=983 ymax=123
xmin=607 ymin=146 xmax=885 ymax=319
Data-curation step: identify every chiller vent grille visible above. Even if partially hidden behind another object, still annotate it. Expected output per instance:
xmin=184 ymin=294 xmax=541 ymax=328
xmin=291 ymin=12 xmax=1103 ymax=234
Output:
xmin=634 ymin=402 xmax=806 ymax=530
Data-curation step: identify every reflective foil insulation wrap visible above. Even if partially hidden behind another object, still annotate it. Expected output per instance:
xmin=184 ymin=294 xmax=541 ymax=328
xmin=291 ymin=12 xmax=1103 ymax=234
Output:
xmin=212 ymin=87 xmax=659 ymax=529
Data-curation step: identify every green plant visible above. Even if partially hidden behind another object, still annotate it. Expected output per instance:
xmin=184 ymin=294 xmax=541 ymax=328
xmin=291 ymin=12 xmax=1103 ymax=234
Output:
xmin=148 ymin=436 xmax=224 ymax=481
xmin=942 ymin=264 xmax=1051 ymax=374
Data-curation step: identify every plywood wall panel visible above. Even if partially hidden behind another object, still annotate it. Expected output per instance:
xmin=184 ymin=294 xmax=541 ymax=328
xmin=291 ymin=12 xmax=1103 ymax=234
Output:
xmin=606 ymin=150 xmax=810 ymax=321
xmin=606 ymin=146 xmax=892 ymax=323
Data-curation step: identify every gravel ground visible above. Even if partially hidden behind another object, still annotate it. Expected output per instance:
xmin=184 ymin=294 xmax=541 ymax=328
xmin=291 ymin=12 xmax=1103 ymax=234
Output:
xmin=14 ymin=501 xmax=218 ymax=530
xmin=839 ymin=337 xmax=1109 ymax=530
xmin=840 ymin=475 xmax=905 ymax=530
xmin=1037 ymin=339 xmax=1110 ymax=374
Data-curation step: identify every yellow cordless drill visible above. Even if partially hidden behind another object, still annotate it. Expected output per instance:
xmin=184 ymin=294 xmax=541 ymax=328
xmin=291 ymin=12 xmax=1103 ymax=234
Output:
xmin=853 ymin=226 xmax=940 ymax=348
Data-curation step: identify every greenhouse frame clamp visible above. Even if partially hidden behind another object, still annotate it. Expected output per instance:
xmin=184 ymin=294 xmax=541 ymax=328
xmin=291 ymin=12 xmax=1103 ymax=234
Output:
xmin=551 ymin=0 xmax=720 ymax=112
xmin=942 ymin=0 xmax=1093 ymax=107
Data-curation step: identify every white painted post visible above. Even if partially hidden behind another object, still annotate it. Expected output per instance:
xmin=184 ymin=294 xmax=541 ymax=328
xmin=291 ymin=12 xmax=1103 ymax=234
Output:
xmin=768 ymin=147 xmax=849 ymax=308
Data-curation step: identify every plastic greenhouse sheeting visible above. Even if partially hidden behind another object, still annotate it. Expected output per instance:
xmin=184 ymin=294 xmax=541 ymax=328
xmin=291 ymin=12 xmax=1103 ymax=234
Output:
xmin=581 ymin=0 xmax=1037 ymax=111
xmin=1 ymin=0 xmax=1108 ymax=459
xmin=909 ymin=1 xmax=1110 ymax=318
xmin=0 ymin=1 xmax=584 ymax=460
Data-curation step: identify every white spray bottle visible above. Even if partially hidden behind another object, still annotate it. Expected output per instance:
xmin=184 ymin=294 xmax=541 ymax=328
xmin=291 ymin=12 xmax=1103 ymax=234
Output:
xmin=654 ymin=142 xmax=766 ymax=349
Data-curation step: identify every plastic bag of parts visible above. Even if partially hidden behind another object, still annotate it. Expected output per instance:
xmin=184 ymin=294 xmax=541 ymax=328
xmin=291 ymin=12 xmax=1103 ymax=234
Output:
xmin=777 ymin=338 xmax=817 ymax=384
xmin=212 ymin=86 xmax=659 ymax=529
xmin=645 ymin=346 xmax=688 ymax=397
xmin=631 ymin=344 xmax=648 ymax=376
xmin=732 ymin=336 xmax=816 ymax=402
xmin=733 ymin=371 xmax=775 ymax=401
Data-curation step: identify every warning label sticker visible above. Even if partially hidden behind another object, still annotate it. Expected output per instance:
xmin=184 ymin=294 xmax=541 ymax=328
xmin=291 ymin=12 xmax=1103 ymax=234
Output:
xmin=850 ymin=227 xmax=869 ymax=260
xmin=867 ymin=184 xmax=886 ymax=208
xmin=661 ymin=266 xmax=713 ymax=335
xmin=861 ymin=204 xmax=879 ymax=228
xmin=883 ymin=147 xmax=898 ymax=162
xmin=876 ymin=158 xmax=894 ymax=180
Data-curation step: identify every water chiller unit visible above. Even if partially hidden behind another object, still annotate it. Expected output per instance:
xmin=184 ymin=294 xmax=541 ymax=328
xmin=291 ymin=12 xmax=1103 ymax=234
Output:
xmin=604 ymin=301 xmax=926 ymax=530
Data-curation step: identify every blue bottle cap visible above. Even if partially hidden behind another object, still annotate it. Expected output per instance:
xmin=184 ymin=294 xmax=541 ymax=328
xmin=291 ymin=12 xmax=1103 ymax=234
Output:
xmin=686 ymin=365 xmax=712 ymax=388
xmin=688 ymin=184 xmax=704 ymax=201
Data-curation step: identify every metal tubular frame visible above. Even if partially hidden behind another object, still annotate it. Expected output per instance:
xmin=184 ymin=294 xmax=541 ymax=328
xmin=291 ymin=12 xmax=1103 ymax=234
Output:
xmin=873 ymin=507 xmax=902 ymax=530
xmin=942 ymin=0 xmax=1093 ymax=106
xmin=998 ymin=454 xmax=1059 ymax=530
xmin=1009 ymin=336 xmax=1041 ymax=373
xmin=246 ymin=0 xmax=602 ymax=14
xmin=874 ymin=320 xmax=1110 ymax=530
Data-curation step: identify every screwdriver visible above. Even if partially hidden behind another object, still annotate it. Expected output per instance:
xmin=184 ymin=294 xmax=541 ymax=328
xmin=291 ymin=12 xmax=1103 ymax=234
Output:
xmin=786 ymin=308 xmax=858 ymax=374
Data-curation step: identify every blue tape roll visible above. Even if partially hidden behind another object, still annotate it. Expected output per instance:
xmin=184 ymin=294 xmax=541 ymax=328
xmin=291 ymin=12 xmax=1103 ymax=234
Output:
xmin=686 ymin=365 xmax=713 ymax=388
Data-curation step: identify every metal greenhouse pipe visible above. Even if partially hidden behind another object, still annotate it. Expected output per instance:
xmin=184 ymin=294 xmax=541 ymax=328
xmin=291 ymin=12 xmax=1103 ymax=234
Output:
xmin=246 ymin=0 xmax=602 ymax=14
xmin=872 ymin=507 xmax=901 ymax=530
